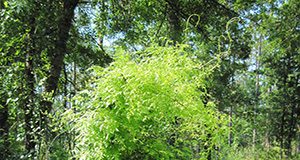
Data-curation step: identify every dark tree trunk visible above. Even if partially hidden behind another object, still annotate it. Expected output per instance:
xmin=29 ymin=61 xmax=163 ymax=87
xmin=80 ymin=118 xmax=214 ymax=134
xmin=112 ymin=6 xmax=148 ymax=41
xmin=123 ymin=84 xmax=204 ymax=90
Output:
xmin=0 ymin=0 xmax=3 ymax=9
xmin=0 ymin=1 xmax=10 ymax=159
xmin=40 ymin=0 xmax=79 ymax=131
xmin=0 ymin=96 xmax=10 ymax=159
xmin=165 ymin=1 xmax=183 ymax=154
xmin=280 ymin=53 xmax=293 ymax=159
xmin=23 ymin=14 xmax=37 ymax=155
xmin=166 ymin=0 xmax=182 ymax=43
xmin=285 ymin=45 xmax=298 ymax=157
xmin=0 ymin=0 xmax=10 ymax=152
xmin=45 ymin=0 xmax=79 ymax=93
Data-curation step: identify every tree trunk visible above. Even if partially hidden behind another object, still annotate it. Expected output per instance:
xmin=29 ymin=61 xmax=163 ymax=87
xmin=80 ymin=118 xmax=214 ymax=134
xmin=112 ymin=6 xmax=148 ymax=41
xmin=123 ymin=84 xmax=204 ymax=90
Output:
xmin=0 ymin=96 xmax=10 ymax=159
xmin=253 ymin=35 xmax=262 ymax=151
xmin=229 ymin=55 xmax=236 ymax=147
xmin=0 ymin=1 xmax=10 ymax=158
xmin=0 ymin=0 xmax=3 ymax=9
xmin=23 ymin=14 xmax=37 ymax=155
xmin=40 ymin=0 xmax=79 ymax=131
xmin=166 ymin=0 xmax=182 ymax=43
xmin=285 ymin=47 xmax=298 ymax=157
xmin=45 ymin=0 xmax=79 ymax=93
xmin=280 ymin=106 xmax=286 ymax=159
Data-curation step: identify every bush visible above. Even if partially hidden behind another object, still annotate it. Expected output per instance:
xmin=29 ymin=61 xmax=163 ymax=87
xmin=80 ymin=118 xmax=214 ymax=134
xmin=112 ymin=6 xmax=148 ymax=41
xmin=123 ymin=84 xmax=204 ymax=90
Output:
xmin=65 ymin=45 xmax=230 ymax=159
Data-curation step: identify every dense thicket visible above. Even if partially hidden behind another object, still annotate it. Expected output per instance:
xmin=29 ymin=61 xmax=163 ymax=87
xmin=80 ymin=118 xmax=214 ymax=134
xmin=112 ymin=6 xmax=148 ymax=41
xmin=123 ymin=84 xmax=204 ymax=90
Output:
xmin=0 ymin=0 xmax=299 ymax=159
xmin=66 ymin=45 xmax=230 ymax=159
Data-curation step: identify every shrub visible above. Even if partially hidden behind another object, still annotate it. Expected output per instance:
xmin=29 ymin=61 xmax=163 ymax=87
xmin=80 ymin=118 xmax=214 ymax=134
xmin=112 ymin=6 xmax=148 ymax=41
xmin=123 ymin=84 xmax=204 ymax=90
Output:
xmin=65 ymin=44 xmax=229 ymax=159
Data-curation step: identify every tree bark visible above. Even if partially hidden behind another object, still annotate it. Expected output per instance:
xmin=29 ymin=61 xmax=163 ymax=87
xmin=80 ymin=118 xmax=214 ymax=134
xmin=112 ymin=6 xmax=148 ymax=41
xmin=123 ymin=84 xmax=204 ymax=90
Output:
xmin=0 ymin=96 xmax=10 ymax=159
xmin=45 ymin=0 xmax=79 ymax=94
xmin=23 ymin=14 xmax=37 ymax=155
xmin=0 ymin=0 xmax=10 ymax=152
xmin=0 ymin=0 xmax=4 ymax=9
xmin=228 ymin=54 xmax=236 ymax=147
xmin=40 ymin=0 xmax=79 ymax=129
xmin=253 ymin=35 xmax=262 ymax=151
xmin=166 ymin=0 xmax=182 ymax=43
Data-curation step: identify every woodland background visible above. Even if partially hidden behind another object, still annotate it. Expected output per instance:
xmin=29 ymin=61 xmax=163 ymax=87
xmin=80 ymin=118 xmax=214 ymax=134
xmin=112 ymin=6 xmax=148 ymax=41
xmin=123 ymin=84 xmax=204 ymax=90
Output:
xmin=0 ymin=0 xmax=299 ymax=159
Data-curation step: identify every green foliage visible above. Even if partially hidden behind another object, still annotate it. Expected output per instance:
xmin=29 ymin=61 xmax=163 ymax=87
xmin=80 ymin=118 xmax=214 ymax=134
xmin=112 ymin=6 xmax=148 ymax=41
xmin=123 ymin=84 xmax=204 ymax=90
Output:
xmin=65 ymin=44 xmax=230 ymax=159
xmin=227 ymin=146 xmax=300 ymax=160
xmin=1 ymin=0 xmax=299 ymax=159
